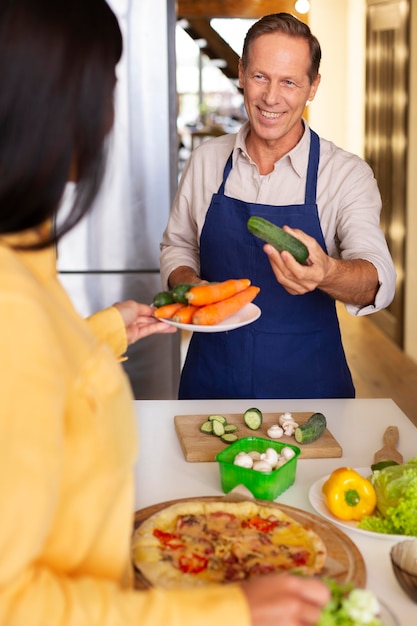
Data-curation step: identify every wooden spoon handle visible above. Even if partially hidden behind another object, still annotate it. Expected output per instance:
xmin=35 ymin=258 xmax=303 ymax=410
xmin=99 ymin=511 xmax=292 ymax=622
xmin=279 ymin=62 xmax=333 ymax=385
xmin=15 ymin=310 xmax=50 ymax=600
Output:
xmin=383 ymin=425 xmax=399 ymax=447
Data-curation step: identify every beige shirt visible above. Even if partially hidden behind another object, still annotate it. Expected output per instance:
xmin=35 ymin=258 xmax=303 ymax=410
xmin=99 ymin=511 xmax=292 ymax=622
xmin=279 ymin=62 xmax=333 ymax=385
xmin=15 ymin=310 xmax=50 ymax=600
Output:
xmin=160 ymin=121 xmax=396 ymax=316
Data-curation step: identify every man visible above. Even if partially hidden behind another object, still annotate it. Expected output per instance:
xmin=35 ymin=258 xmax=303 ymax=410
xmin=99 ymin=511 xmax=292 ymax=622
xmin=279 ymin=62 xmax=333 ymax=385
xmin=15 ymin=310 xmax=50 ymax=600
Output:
xmin=160 ymin=13 xmax=396 ymax=399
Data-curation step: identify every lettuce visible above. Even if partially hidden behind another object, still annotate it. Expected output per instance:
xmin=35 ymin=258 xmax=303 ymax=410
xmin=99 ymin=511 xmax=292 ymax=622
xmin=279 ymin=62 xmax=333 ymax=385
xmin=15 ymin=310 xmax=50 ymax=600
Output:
xmin=358 ymin=457 xmax=417 ymax=536
xmin=317 ymin=579 xmax=385 ymax=626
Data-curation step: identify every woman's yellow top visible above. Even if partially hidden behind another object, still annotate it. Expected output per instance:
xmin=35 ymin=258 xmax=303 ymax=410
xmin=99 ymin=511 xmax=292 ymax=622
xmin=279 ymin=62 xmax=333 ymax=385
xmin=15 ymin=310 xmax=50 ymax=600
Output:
xmin=0 ymin=230 xmax=249 ymax=626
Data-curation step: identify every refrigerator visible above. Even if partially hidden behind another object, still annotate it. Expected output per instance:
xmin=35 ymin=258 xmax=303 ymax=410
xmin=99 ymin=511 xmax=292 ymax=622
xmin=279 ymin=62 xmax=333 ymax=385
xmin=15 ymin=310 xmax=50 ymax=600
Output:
xmin=57 ymin=0 xmax=180 ymax=399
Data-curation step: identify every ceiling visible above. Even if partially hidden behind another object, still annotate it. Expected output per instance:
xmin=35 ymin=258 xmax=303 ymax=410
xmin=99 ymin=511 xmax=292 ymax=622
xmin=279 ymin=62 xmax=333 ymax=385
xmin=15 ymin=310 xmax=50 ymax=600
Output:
xmin=176 ymin=1 xmax=309 ymax=82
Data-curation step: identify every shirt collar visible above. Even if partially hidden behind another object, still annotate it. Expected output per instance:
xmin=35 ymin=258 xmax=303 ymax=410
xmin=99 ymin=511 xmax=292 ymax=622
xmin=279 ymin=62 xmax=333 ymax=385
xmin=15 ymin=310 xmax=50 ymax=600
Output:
xmin=233 ymin=119 xmax=312 ymax=178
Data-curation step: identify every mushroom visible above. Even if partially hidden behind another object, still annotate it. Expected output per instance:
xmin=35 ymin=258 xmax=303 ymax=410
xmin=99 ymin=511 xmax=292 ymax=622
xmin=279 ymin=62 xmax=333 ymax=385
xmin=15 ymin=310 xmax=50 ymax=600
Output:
xmin=282 ymin=421 xmax=298 ymax=436
xmin=280 ymin=446 xmax=296 ymax=461
xmin=267 ymin=424 xmax=284 ymax=439
xmin=261 ymin=447 xmax=280 ymax=467
xmin=278 ymin=412 xmax=294 ymax=426
xmin=233 ymin=452 xmax=254 ymax=468
xmin=252 ymin=460 xmax=273 ymax=473
xmin=247 ymin=450 xmax=262 ymax=461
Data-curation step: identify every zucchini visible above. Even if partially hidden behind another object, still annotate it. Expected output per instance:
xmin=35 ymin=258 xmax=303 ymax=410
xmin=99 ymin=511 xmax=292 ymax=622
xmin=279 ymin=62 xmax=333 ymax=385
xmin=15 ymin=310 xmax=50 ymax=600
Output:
xmin=243 ymin=407 xmax=263 ymax=430
xmin=153 ymin=291 xmax=175 ymax=307
xmin=172 ymin=283 xmax=196 ymax=304
xmin=294 ymin=412 xmax=327 ymax=444
xmin=247 ymin=216 xmax=309 ymax=265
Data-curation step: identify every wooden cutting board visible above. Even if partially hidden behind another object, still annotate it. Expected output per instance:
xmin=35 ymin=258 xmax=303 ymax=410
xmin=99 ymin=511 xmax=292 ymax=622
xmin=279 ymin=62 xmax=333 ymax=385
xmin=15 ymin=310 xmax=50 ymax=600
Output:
xmin=174 ymin=412 xmax=342 ymax=461
xmin=132 ymin=496 xmax=365 ymax=589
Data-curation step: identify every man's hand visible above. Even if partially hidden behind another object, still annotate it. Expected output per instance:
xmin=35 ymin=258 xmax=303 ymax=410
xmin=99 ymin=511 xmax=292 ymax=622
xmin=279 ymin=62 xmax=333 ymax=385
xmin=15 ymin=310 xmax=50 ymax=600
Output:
xmin=263 ymin=226 xmax=379 ymax=306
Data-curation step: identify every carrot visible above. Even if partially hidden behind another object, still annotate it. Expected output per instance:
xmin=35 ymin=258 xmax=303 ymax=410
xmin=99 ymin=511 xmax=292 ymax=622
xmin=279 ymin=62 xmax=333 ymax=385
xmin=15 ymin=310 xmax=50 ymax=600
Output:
xmin=192 ymin=285 xmax=260 ymax=326
xmin=153 ymin=302 xmax=184 ymax=319
xmin=186 ymin=278 xmax=251 ymax=306
xmin=172 ymin=305 xmax=200 ymax=324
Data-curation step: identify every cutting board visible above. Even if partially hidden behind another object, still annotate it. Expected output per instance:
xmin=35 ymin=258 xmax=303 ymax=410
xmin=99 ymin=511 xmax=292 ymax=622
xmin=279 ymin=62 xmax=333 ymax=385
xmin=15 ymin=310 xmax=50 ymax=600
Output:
xmin=174 ymin=412 xmax=342 ymax=462
xmin=132 ymin=496 xmax=365 ymax=589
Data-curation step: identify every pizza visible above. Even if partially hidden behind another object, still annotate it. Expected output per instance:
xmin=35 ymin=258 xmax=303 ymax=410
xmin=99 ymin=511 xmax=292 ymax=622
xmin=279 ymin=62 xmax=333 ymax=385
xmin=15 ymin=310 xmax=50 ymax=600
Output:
xmin=132 ymin=499 xmax=327 ymax=588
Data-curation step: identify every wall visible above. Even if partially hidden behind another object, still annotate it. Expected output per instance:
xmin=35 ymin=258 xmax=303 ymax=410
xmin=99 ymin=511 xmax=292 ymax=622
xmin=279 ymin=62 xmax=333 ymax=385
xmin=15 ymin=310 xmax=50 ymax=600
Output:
xmin=309 ymin=0 xmax=366 ymax=156
xmin=311 ymin=0 xmax=417 ymax=364
xmin=404 ymin=0 xmax=417 ymax=361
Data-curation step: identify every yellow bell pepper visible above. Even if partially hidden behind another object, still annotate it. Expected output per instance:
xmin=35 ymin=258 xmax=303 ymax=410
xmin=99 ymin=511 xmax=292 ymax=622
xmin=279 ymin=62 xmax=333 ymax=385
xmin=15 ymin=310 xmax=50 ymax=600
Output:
xmin=322 ymin=467 xmax=377 ymax=521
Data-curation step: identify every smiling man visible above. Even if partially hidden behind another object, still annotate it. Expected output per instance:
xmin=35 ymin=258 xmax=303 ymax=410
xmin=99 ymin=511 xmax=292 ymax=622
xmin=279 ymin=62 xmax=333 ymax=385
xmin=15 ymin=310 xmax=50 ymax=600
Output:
xmin=160 ymin=12 xmax=396 ymax=400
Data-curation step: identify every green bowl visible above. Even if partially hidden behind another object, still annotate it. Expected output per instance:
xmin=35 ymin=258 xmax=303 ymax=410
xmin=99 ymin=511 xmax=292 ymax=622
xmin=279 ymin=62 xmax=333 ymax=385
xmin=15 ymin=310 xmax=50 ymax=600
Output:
xmin=215 ymin=436 xmax=300 ymax=501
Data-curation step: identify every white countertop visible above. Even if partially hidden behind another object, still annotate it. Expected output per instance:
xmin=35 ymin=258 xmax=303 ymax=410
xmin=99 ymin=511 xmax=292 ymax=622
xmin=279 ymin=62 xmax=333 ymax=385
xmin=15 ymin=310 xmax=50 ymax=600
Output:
xmin=133 ymin=398 xmax=417 ymax=626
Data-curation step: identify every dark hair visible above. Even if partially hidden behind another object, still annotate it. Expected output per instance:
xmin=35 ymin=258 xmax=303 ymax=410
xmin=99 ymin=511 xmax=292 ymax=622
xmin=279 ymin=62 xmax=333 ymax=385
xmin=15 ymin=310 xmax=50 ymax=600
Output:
xmin=241 ymin=13 xmax=321 ymax=84
xmin=0 ymin=0 xmax=123 ymax=248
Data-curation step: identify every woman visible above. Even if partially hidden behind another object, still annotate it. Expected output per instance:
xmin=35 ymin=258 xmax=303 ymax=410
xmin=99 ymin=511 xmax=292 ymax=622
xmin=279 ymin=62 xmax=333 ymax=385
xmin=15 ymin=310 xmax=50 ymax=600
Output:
xmin=0 ymin=2 xmax=329 ymax=625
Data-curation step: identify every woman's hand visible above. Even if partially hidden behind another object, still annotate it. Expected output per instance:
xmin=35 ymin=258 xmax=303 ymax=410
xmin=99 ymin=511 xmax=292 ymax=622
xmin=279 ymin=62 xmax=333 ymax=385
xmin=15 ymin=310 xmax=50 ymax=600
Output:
xmin=113 ymin=300 xmax=177 ymax=346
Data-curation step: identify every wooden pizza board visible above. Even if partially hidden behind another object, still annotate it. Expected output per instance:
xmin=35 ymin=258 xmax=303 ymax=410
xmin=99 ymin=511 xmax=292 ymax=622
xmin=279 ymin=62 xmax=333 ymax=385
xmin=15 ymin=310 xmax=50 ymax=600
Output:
xmin=174 ymin=412 xmax=342 ymax=461
xmin=132 ymin=496 xmax=366 ymax=590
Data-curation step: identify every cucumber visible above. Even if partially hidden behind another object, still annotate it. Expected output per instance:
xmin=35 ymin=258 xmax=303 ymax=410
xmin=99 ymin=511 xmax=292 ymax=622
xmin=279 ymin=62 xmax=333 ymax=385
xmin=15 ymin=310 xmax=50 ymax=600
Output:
xmin=200 ymin=420 xmax=214 ymax=434
xmin=208 ymin=414 xmax=227 ymax=424
xmin=247 ymin=216 xmax=309 ymax=265
xmin=243 ymin=407 xmax=263 ymax=430
xmin=224 ymin=424 xmax=238 ymax=433
xmin=294 ymin=412 xmax=327 ymax=444
xmin=211 ymin=420 xmax=225 ymax=437
xmin=172 ymin=283 xmax=196 ymax=304
xmin=152 ymin=291 xmax=175 ymax=307
xmin=220 ymin=433 xmax=239 ymax=444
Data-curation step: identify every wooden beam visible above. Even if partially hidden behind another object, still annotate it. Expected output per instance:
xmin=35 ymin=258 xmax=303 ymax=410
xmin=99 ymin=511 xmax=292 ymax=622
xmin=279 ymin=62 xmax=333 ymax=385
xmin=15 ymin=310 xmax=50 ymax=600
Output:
xmin=177 ymin=1 xmax=309 ymax=21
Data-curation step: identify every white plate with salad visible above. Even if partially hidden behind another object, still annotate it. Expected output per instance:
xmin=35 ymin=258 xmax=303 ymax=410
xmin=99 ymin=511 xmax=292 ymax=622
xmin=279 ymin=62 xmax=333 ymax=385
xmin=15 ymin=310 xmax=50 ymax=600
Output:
xmin=308 ymin=467 xmax=410 ymax=540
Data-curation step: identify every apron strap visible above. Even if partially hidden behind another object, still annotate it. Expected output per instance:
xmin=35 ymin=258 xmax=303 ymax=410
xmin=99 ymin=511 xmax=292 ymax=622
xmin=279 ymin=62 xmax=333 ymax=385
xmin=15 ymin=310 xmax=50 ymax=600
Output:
xmin=305 ymin=130 xmax=320 ymax=205
xmin=218 ymin=152 xmax=233 ymax=195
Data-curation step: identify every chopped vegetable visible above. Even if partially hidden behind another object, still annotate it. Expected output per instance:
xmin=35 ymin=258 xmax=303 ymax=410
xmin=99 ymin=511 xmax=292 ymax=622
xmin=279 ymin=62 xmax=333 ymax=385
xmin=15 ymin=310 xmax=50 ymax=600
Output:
xmin=358 ymin=457 xmax=417 ymax=535
xmin=200 ymin=414 xmax=239 ymax=443
xmin=186 ymin=278 xmax=251 ymax=306
xmin=317 ymin=578 xmax=386 ymax=626
xmin=243 ymin=407 xmax=263 ymax=430
xmin=294 ymin=412 xmax=326 ymax=444
xmin=322 ymin=468 xmax=377 ymax=521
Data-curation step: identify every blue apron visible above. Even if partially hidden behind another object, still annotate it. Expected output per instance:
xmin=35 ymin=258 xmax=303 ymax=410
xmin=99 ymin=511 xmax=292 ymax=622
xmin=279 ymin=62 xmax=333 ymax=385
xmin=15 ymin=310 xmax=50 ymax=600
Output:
xmin=179 ymin=130 xmax=355 ymax=399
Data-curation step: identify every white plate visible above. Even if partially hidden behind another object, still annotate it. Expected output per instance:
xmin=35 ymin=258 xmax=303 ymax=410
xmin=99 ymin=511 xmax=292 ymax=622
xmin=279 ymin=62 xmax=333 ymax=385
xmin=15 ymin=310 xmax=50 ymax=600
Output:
xmin=308 ymin=467 xmax=409 ymax=540
xmin=158 ymin=303 xmax=261 ymax=333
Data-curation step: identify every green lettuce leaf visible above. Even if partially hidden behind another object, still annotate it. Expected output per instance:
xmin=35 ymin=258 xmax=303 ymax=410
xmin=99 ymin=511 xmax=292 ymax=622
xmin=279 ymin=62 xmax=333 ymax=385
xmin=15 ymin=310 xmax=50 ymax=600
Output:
xmin=358 ymin=457 xmax=417 ymax=536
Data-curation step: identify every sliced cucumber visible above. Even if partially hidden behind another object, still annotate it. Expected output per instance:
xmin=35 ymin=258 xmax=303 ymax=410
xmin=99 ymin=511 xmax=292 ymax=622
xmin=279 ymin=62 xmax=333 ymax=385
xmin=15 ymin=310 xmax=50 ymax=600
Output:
xmin=200 ymin=420 xmax=213 ymax=434
xmin=208 ymin=414 xmax=227 ymax=424
xmin=211 ymin=420 xmax=226 ymax=437
xmin=220 ymin=433 xmax=239 ymax=444
xmin=294 ymin=412 xmax=327 ymax=444
xmin=243 ymin=408 xmax=263 ymax=430
xmin=224 ymin=424 xmax=238 ymax=433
